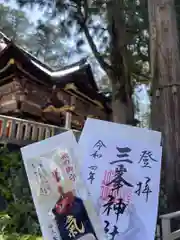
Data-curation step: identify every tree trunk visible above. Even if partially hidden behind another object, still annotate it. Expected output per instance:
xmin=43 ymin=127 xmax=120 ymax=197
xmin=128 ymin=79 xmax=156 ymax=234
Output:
xmin=110 ymin=71 xmax=134 ymax=124
xmin=149 ymin=0 xmax=180 ymax=212
xmin=78 ymin=0 xmax=135 ymax=124
xmin=107 ymin=0 xmax=135 ymax=124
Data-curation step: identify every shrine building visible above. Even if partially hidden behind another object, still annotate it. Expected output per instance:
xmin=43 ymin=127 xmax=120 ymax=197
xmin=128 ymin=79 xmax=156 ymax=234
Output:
xmin=0 ymin=34 xmax=111 ymax=146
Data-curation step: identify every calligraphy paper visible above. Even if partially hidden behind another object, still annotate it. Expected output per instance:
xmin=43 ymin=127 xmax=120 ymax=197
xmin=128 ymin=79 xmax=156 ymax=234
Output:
xmin=21 ymin=130 xmax=107 ymax=240
xmin=79 ymin=119 xmax=162 ymax=240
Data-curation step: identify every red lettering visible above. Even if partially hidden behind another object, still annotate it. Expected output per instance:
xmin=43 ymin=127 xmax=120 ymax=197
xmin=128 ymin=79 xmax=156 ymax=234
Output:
xmin=66 ymin=166 xmax=73 ymax=173
xmin=102 ymin=170 xmax=107 ymax=185
xmin=101 ymin=185 xmax=109 ymax=200
xmin=52 ymin=169 xmax=60 ymax=182
xmin=100 ymin=170 xmax=135 ymax=205
xmin=102 ymin=170 xmax=115 ymax=185
xmin=61 ymin=153 xmax=69 ymax=160
xmin=61 ymin=153 xmax=71 ymax=165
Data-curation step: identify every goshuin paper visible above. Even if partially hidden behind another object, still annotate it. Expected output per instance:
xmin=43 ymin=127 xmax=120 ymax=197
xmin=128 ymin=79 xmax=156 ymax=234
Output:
xmin=79 ymin=118 xmax=162 ymax=240
xmin=21 ymin=130 xmax=107 ymax=240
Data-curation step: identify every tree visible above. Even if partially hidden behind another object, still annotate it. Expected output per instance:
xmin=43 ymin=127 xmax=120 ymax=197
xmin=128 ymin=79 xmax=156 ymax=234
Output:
xmin=0 ymin=146 xmax=40 ymax=236
xmin=98 ymin=74 xmax=112 ymax=93
xmin=0 ymin=3 xmax=71 ymax=70
xmin=26 ymin=19 xmax=75 ymax=68
xmin=0 ymin=4 xmax=34 ymax=47
xmin=15 ymin=0 xmax=150 ymax=125
xmin=148 ymin=0 xmax=180 ymax=212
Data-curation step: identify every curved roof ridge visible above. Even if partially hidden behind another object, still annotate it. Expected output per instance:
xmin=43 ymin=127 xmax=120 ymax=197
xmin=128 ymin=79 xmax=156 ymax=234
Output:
xmin=0 ymin=31 xmax=88 ymax=73
xmin=0 ymin=31 xmax=98 ymax=90
xmin=31 ymin=59 xmax=88 ymax=77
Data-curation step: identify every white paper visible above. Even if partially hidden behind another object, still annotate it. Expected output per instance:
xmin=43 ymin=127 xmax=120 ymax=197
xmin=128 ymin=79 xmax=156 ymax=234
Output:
xmin=79 ymin=119 xmax=161 ymax=154
xmin=79 ymin=119 xmax=162 ymax=240
xmin=21 ymin=131 xmax=76 ymax=240
xmin=21 ymin=130 xmax=107 ymax=240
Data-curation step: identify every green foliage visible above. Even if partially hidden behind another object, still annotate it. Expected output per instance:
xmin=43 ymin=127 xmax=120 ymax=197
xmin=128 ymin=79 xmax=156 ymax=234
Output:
xmin=0 ymin=146 xmax=40 ymax=236
xmin=0 ymin=3 xmax=71 ymax=69
xmin=0 ymin=231 xmax=42 ymax=240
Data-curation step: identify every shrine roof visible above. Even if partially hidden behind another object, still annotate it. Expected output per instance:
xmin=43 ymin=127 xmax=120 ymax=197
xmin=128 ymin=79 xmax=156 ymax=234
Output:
xmin=0 ymin=32 xmax=98 ymax=90
xmin=0 ymin=32 xmax=111 ymax=111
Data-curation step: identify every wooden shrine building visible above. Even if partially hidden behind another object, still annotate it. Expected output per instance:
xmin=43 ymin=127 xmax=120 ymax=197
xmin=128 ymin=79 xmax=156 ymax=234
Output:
xmin=0 ymin=35 xmax=111 ymax=146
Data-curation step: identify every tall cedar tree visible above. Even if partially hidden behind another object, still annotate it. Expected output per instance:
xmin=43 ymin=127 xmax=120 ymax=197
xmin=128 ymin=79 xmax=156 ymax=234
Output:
xmin=149 ymin=0 xmax=180 ymax=213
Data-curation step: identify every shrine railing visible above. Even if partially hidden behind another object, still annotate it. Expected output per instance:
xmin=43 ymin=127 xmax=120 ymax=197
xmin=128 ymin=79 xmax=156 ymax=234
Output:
xmin=0 ymin=114 xmax=80 ymax=146
xmin=159 ymin=211 xmax=180 ymax=240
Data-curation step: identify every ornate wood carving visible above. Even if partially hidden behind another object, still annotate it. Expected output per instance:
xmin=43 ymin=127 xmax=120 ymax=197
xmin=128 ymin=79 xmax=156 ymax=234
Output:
xmin=73 ymin=98 xmax=106 ymax=119
xmin=0 ymin=72 xmax=109 ymax=130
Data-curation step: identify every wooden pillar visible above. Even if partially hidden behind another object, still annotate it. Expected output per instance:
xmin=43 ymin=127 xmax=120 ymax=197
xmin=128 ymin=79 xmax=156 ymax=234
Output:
xmin=65 ymin=112 xmax=72 ymax=129
xmin=64 ymin=95 xmax=75 ymax=129
xmin=71 ymin=95 xmax=76 ymax=106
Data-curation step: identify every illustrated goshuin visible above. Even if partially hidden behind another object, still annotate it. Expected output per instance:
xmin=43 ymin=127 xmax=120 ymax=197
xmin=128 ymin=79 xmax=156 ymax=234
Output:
xmin=52 ymin=189 xmax=97 ymax=240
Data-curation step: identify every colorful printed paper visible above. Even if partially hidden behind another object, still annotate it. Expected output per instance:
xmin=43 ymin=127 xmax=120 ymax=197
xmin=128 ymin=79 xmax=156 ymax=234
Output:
xmin=79 ymin=118 xmax=162 ymax=240
xmin=21 ymin=130 xmax=107 ymax=240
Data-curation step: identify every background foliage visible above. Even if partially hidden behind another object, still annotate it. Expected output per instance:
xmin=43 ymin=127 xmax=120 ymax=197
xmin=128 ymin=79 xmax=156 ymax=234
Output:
xmin=0 ymin=146 xmax=40 ymax=238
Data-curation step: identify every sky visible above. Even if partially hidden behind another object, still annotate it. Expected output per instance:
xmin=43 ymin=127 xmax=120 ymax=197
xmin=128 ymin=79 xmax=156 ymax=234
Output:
xmin=0 ymin=0 xmax=150 ymax=117
xmin=0 ymin=0 xmax=106 ymax=77
xmin=0 ymin=0 xmax=44 ymax=22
